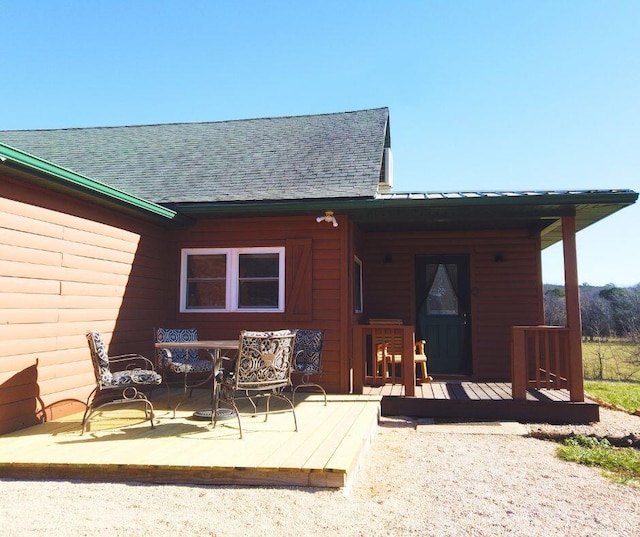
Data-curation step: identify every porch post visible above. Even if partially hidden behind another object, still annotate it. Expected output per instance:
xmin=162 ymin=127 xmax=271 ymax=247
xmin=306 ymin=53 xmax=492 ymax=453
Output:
xmin=562 ymin=215 xmax=585 ymax=402
xmin=402 ymin=327 xmax=415 ymax=397
xmin=352 ymin=325 xmax=364 ymax=394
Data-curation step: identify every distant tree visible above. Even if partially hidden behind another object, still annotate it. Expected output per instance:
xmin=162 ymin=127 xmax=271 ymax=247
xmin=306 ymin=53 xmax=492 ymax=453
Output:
xmin=544 ymin=285 xmax=566 ymax=326
xmin=580 ymin=289 xmax=612 ymax=340
xmin=599 ymin=285 xmax=638 ymax=337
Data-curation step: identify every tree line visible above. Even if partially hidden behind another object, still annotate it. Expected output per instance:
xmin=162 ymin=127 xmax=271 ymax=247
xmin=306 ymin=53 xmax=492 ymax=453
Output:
xmin=544 ymin=283 xmax=640 ymax=342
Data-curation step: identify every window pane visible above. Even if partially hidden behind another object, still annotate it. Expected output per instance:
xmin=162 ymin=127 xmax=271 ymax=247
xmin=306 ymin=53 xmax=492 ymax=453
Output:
xmin=239 ymin=281 xmax=279 ymax=308
xmin=187 ymin=281 xmax=226 ymax=309
xmin=238 ymin=253 xmax=280 ymax=308
xmin=186 ymin=254 xmax=226 ymax=309
xmin=188 ymin=255 xmax=226 ymax=278
xmin=239 ymin=254 xmax=279 ymax=278
xmin=427 ymin=264 xmax=459 ymax=315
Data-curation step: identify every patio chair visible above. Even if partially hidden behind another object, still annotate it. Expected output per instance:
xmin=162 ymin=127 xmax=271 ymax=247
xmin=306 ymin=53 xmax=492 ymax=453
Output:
xmin=292 ymin=329 xmax=327 ymax=405
xmin=83 ymin=330 xmax=162 ymax=434
xmin=214 ymin=329 xmax=298 ymax=439
xmin=154 ymin=327 xmax=214 ymax=414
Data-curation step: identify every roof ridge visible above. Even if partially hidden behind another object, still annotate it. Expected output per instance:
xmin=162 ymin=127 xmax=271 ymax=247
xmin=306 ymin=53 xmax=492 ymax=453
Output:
xmin=0 ymin=107 xmax=389 ymax=133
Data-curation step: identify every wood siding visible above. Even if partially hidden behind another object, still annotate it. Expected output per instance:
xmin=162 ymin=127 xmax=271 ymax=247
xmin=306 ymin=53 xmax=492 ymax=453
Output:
xmin=161 ymin=215 xmax=348 ymax=393
xmin=0 ymin=174 xmax=169 ymax=434
xmin=359 ymin=229 xmax=543 ymax=381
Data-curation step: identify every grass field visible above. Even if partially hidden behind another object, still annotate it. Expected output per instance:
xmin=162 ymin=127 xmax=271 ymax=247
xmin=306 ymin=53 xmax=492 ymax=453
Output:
xmin=584 ymin=380 xmax=640 ymax=413
xmin=557 ymin=339 xmax=640 ymax=487
xmin=582 ymin=339 xmax=640 ymax=382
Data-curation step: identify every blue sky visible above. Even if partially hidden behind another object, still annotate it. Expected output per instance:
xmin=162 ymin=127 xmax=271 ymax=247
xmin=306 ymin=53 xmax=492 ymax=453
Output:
xmin=2 ymin=1 xmax=639 ymax=286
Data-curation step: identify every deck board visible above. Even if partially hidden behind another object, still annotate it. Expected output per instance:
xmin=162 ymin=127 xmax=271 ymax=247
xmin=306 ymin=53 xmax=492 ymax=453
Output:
xmin=0 ymin=391 xmax=382 ymax=489
xmin=364 ymin=381 xmax=599 ymax=423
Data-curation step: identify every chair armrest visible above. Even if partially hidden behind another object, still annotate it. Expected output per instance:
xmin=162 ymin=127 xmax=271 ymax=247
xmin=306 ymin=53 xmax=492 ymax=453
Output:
xmin=109 ymin=353 xmax=157 ymax=372
xmin=415 ymin=340 xmax=426 ymax=354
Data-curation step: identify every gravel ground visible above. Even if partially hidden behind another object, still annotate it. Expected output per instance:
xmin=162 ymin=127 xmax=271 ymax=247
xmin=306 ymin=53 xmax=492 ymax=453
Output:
xmin=1 ymin=407 xmax=638 ymax=537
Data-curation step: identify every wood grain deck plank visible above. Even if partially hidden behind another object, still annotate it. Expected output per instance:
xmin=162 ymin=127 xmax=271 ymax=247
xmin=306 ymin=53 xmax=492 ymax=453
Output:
xmin=0 ymin=392 xmax=382 ymax=489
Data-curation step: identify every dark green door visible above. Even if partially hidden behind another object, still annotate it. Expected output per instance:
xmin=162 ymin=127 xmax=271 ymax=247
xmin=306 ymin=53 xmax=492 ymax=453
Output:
xmin=415 ymin=255 xmax=471 ymax=376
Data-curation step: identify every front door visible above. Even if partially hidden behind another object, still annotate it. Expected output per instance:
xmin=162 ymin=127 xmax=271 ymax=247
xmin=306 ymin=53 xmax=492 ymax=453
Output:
xmin=415 ymin=255 xmax=471 ymax=376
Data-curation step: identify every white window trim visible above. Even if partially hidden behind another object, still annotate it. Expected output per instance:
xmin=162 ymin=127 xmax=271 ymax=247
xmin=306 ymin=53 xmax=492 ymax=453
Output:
xmin=180 ymin=247 xmax=285 ymax=313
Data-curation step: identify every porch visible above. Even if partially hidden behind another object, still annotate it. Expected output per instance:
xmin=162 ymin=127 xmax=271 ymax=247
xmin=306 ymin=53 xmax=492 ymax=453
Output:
xmin=352 ymin=320 xmax=596 ymax=423
xmin=0 ymin=391 xmax=381 ymax=489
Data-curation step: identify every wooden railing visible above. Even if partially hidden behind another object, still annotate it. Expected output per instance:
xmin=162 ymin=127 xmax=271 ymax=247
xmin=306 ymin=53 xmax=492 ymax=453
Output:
xmin=352 ymin=324 xmax=415 ymax=396
xmin=511 ymin=326 xmax=572 ymax=400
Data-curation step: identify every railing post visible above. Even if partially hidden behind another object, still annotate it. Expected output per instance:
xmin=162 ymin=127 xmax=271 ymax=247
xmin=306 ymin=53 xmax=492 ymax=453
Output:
xmin=511 ymin=327 xmax=527 ymax=400
xmin=402 ymin=327 xmax=415 ymax=397
xmin=352 ymin=325 xmax=364 ymax=394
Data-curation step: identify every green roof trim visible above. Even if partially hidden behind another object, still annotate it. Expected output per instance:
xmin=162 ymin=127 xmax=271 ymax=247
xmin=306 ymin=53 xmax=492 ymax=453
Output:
xmin=0 ymin=142 xmax=178 ymax=220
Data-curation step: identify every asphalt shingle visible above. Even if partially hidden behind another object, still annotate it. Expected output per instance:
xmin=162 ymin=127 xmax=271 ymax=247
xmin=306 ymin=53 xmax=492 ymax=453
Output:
xmin=0 ymin=108 xmax=389 ymax=204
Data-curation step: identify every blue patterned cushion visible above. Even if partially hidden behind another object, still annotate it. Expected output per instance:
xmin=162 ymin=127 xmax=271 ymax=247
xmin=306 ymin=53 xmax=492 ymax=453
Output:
xmin=86 ymin=330 xmax=162 ymax=388
xmin=110 ymin=369 xmax=162 ymax=386
xmin=86 ymin=330 xmax=114 ymax=386
xmin=155 ymin=327 xmax=213 ymax=374
xmin=293 ymin=329 xmax=324 ymax=374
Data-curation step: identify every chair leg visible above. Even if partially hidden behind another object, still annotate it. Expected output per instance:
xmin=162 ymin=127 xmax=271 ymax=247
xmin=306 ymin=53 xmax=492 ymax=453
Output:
xmin=266 ymin=391 xmax=298 ymax=432
xmin=293 ymin=383 xmax=327 ymax=406
xmin=416 ymin=360 xmax=432 ymax=384
xmin=212 ymin=384 xmax=243 ymax=439
xmin=81 ymin=393 xmax=155 ymax=435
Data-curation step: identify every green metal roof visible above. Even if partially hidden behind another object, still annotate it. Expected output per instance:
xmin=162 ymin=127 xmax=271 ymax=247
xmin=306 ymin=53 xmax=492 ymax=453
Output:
xmin=168 ymin=188 xmax=637 ymax=250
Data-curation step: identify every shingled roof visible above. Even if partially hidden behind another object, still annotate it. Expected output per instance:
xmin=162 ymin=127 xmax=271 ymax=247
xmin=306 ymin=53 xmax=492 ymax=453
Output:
xmin=0 ymin=108 xmax=390 ymax=204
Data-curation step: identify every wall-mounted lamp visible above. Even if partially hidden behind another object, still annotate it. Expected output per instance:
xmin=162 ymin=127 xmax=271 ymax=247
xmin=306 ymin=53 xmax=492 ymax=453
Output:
xmin=316 ymin=210 xmax=338 ymax=227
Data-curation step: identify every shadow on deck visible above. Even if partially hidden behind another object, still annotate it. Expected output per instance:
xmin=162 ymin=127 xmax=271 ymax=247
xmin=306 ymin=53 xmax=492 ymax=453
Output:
xmin=365 ymin=381 xmax=599 ymax=424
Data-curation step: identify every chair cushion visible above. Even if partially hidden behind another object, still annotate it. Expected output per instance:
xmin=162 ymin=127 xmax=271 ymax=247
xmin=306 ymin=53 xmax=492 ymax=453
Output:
xmin=293 ymin=329 xmax=324 ymax=374
xmin=165 ymin=359 xmax=213 ymax=375
xmin=108 ymin=369 xmax=162 ymax=387
xmin=86 ymin=330 xmax=114 ymax=385
xmin=155 ymin=328 xmax=202 ymax=371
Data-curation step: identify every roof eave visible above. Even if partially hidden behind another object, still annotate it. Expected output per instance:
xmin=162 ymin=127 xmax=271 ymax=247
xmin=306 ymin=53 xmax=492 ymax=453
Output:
xmin=0 ymin=143 xmax=183 ymax=224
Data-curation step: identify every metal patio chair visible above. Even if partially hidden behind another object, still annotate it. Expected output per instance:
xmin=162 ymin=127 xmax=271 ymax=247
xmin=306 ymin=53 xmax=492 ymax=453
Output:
xmin=214 ymin=329 xmax=298 ymax=439
xmin=292 ymin=329 xmax=327 ymax=405
xmin=83 ymin=330 xmax=162 ymax=434
xmin=154 ymin=327 xmax=215 ymax=414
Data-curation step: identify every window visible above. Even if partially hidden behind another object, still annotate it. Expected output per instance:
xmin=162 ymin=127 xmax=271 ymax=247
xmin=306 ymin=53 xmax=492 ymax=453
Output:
xmin=426 ymin=264 xmax=459 ymax=315
xmin=354 ymin=256 xmax=363 ymax=313
xmin=181 ymin=247 xmax=285 ymax=312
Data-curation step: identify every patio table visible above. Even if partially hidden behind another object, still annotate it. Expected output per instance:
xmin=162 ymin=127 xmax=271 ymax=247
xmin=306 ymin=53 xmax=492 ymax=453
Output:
xmin=154 ymin=340 xmax=239 ymax=420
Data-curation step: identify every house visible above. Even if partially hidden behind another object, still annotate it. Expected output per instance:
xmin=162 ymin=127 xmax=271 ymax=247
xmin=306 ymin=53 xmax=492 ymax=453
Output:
xmin=0 ymin=107 xmax=637 ymax=434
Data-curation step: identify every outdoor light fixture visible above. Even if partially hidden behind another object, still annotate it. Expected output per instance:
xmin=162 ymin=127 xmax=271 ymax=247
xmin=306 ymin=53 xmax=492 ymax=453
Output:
xmin=316 ymin=210 xmax=338 ymax=227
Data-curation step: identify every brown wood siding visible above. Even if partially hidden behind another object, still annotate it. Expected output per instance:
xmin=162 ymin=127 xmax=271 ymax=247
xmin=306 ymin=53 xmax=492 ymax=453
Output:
xmin=162 ymin=215 xmax=347 ymax=393
xmin=0 ymin=174 xmax=169 ymax=434
xmin=359 ymin=229 xmax=543 ymax=381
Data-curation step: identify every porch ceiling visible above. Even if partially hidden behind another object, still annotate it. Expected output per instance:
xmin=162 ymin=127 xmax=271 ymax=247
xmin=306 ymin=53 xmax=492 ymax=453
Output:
xmin=348 ymin=200 xmax=631 ymax=249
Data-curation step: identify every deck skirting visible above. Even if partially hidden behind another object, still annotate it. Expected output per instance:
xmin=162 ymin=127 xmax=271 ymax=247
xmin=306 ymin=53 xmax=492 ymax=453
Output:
xmin=367 ymin=382 xmax=600 ymax=423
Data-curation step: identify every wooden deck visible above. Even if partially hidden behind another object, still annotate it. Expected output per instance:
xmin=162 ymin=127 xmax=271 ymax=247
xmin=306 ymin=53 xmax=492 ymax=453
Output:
xmin=364 ymin=381 xmax=600 ymax=423
xmin=0 ymin=391 xmax=381 ymax=489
